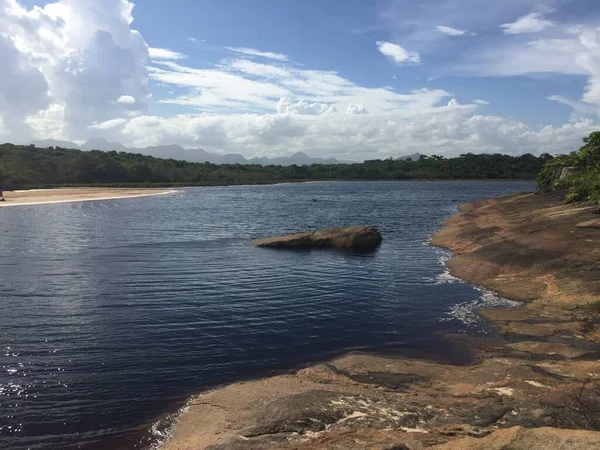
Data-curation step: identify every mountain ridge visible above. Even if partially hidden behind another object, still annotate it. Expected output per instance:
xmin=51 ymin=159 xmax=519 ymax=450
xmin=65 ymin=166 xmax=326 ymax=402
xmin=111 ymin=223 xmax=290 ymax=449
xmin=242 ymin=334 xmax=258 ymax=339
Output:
xmin=28 ymin=138 xmax=353 ymax=166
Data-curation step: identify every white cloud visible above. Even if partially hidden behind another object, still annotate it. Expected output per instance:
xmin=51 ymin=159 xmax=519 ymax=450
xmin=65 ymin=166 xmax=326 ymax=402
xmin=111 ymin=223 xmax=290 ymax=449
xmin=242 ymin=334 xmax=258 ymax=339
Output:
xmin=88 ymin=118 xmax=127 ymax=130
xmin=0 ymin=33 xmax=50 ymax=138
xmin=461 ymin=37 xmax=587 ymax=77
xmin=228 ymin=59 xmax=290 ymax=79
xmin=149 ymin=47 xmax=186 ymax=60
xmin=501 ymin=10 xmax=554 ymax=35
xmin=459 ymin=25 xmax=600 ymax=118
xmin=1 ymin=0 xmax=599 ymax=162
xmin=119 ymin=110 xmax=598 ymax=160
xmin=0 ymin=0 xmax=149 ymax=142
xmin=150 ymin=58 xmax=449 ymax=115
xmin=187 ymin=36 xmax=197 ymax=43
xmin=548 ymin=94 xmax=598 ymax=122
xmin=276 ymin=97 xmax=336 ymax=115
xmin=577 ymin=28 xmax=600 ymax=116
xmin=225 ymin=46 xmax=289 ymax=61
xmin=346 ymin=102 xmax=368 ymax=115
xmin=473 ymin=99 xmax=489 ymax=105
xmin=149 ymin=61 xmax=290 ymax=111
xmin=435 ymin=25 xmax=473 ymax=36
xmin=117 ymin=95 xmax=136 ymax=104
xmin=376 ymin=41 xmax=420 ymax=65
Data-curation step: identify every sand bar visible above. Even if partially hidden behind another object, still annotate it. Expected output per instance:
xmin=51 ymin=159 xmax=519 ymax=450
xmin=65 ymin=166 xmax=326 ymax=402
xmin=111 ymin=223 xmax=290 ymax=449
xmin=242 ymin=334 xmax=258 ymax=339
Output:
xmin=0 ymin=188 xmax=176 ymax=207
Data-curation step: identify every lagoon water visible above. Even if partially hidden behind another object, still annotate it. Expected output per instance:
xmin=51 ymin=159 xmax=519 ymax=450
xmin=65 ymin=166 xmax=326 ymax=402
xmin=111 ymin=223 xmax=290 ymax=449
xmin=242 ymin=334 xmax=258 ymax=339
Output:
xmin=0 ymin=181 xmax=534 ymax=449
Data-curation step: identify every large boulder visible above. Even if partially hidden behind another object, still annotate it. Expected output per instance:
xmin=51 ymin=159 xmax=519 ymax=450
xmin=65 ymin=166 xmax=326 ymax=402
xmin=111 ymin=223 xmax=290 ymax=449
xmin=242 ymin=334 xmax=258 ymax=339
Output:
xmin=251 ymin=226 xmax=383 ymax=251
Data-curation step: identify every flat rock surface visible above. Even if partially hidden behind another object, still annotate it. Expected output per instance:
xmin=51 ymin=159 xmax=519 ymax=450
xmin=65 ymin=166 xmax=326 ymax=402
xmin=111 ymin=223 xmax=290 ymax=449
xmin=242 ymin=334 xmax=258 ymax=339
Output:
xmin=162 ymin=192 xmax=600 ymax=450
xmin=251 ymin=226 xmax=383 ymax=250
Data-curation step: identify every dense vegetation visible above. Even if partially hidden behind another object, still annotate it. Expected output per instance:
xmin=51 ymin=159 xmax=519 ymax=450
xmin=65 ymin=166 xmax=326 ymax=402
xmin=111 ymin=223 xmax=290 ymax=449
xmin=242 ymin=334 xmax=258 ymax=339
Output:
xmin=0 ymin=143 xmax=553 ymax=189
xmin=538 ymin=131 xmax=600 ymax=203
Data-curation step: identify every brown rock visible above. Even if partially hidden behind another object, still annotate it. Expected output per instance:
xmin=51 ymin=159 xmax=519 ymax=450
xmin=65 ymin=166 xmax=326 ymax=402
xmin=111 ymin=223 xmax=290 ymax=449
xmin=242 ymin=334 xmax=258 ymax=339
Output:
xmin=576 ymin=219 xmax=600 ymax=229
xmin=430 ymin=191 xmax=600 ymax=305
xmin=432 ymin=426 xmax=600 ymax=450
xmin=251 ymin=226 xmax=383 ymax=250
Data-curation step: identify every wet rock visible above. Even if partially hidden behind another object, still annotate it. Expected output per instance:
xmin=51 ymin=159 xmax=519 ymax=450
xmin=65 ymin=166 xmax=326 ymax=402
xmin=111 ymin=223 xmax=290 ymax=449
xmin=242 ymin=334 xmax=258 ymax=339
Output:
xmin=251 ymin=226 xmax=383 ymax=251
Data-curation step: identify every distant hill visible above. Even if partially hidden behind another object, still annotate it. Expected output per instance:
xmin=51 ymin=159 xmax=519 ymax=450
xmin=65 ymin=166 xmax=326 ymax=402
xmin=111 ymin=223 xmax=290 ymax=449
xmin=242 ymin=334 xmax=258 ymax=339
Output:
xmin=396 ymin=153 xmax=422 ymax=161
xmin=29 ymin=139 xmax=80 ymax=149
xmin=80 ymin=138 xmax=128 ymax=152
xmin=3 ymin=141 xmax=553 ymax=189
xmin=28 ymin=140 xmax=347 ymax=166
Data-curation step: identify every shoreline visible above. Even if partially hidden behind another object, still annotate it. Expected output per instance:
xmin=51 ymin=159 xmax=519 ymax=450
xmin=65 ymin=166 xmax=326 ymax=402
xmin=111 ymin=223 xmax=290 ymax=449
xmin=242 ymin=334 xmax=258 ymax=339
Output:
xmin=0 ymin=188 xmax=177 ymax=207
xmin=159 ymin=191 xmax=600 ymax=450
xmin=3 ymin=178 xmax=535 ymax=191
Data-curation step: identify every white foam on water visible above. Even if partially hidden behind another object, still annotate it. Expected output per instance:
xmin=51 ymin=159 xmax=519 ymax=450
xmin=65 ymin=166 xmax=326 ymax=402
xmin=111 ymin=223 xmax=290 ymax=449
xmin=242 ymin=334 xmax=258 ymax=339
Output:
xmin=149 ymin=395 xmax=194 ymax=449
xmin=423 ymin=248 xmax=463 ymax=285
xmin=424 ymin=244 xmax=520 ymax=329
xmin=443 ymin=286 xmax=521 ymax=328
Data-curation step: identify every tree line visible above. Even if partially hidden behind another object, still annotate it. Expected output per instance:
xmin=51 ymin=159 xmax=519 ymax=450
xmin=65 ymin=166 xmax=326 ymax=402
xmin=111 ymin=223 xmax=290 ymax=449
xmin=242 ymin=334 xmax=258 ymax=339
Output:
xmin=0 ymin=143 xmax=554 ymax=189
xmin=538 ymin=131 xmax=600 ymax=204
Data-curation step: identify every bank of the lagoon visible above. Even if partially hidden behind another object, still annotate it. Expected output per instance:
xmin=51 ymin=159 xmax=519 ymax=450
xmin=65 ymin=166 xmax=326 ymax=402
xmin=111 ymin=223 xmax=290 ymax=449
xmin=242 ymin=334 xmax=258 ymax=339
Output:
xmin=162 ymin=190 xmax=600 ymax=450
xmin=6 ymin=181 xmax=596 ymax=450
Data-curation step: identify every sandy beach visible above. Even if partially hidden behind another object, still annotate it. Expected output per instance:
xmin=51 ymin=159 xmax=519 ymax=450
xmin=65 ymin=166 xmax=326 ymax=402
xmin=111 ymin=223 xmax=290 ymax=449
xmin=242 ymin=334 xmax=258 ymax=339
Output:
xmin=159 ymin=191 xmax=600 ymax=450
xmin=0 ymin=188 xmax=176 ymax=207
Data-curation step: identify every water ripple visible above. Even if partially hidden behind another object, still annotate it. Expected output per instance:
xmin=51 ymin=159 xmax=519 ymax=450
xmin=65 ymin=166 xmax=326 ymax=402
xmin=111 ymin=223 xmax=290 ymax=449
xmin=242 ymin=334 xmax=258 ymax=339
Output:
xmin=0 ymin=181 xmax=535 ymax=449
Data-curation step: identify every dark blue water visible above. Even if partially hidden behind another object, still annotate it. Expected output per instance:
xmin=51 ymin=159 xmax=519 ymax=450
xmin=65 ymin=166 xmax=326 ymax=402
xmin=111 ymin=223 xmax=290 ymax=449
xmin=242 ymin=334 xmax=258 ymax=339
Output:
xmin=0 ymin=181 xmax=534 ymax=449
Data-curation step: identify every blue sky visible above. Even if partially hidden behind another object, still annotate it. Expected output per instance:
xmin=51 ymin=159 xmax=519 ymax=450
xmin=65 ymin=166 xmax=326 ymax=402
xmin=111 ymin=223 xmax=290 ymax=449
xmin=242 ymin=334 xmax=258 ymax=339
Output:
xmin=2 ymin=0 xmax=600 ymax=159
xmin=129 ymin=0 xmax=590 ymax=126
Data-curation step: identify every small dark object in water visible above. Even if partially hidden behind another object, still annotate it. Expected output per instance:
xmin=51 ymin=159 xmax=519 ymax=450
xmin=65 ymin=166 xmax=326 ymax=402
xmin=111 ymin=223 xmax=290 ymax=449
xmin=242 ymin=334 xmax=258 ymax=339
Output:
xmin=312 ymin=198 xmax=318 ymax=202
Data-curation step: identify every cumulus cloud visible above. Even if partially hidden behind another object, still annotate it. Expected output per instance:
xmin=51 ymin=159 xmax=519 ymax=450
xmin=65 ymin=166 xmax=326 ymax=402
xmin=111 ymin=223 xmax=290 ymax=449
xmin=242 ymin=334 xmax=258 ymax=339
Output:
xmin=435 ymin=25 xmax=473 ymax=36
xmin=577 ymin=28 xmax=600 ymax=116
xmin=346 ymin=102 xmax=368 ymax=115
xmin=226 ymin=46 xmax=289 ymax=61
xmin=1 ymin=0 xmax=599 ymax=162
xmin=117 ymin=95 xmax=136 ymax=104
xmin=276 ymin=97 xmax=336 ymax=115
xmin=376 ymin=41 xmax=420 ymax=65
xmin=118 ymin=109 xmax=598 ymax=160
xmin=0 ymin=34 xmax=50 ymax=139
xmin=148 ymin=47 xmax=186 ymax=60
xmin=0 ymin=0 xmax=149 ymax=141
xmin=501 ymin=10 xmax=554 ymax=35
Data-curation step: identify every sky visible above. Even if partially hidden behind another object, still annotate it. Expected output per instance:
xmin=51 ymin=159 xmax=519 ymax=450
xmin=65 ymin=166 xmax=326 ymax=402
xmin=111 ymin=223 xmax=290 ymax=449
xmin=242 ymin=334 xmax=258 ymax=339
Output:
xmin=1 ymin=0 xmax=600 ymax=160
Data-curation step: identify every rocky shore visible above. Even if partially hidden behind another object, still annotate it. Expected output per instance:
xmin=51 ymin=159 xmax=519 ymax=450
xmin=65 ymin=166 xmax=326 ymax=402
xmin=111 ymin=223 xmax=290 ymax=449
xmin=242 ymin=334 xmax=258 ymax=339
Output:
xmin=161 ymin=191 xmax=600 ymax=450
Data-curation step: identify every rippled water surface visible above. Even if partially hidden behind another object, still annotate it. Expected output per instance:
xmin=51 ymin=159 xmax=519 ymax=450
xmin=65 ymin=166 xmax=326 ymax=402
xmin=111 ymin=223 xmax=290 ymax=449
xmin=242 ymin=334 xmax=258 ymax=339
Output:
xmin=0 ymin=181 xmax=534 ymax=449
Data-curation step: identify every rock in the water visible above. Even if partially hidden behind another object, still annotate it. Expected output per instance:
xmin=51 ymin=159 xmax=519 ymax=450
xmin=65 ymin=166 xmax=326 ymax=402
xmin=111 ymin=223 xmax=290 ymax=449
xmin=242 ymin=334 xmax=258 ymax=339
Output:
xmin=251 ymin=226 xmax=383 ymax=250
